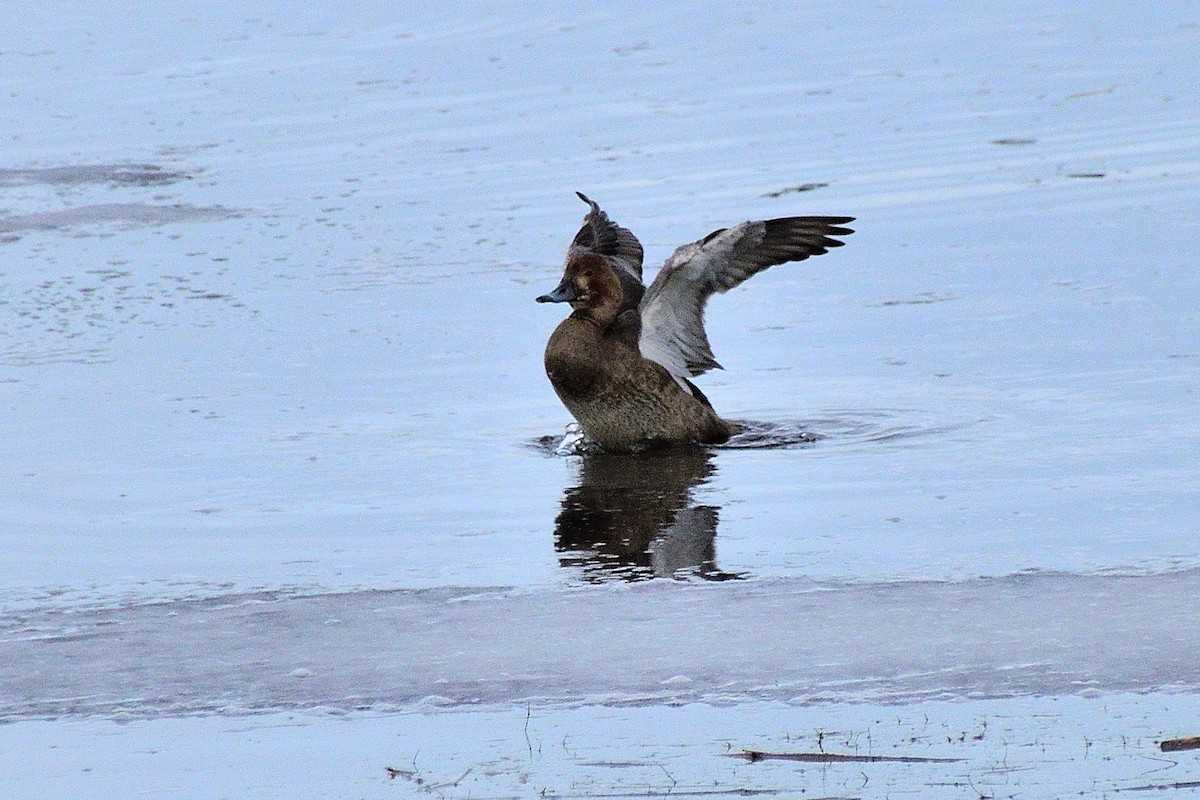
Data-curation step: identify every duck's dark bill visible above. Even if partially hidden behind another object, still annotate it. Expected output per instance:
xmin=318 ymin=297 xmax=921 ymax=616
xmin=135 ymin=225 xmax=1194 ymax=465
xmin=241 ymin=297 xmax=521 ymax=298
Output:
xmin=536 ymin=280 xmax=577 ymax=303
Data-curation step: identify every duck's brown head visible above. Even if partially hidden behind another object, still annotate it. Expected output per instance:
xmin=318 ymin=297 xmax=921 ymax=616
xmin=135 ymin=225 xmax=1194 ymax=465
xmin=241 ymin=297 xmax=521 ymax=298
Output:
xmin=536 ymin=253 xmax=623 ymax=326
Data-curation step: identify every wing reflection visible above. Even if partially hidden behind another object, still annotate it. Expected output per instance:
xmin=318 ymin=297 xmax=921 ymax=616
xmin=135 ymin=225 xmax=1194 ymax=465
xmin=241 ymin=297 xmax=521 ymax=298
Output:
xmin=552 ymin=448 xmax=742 ymax=581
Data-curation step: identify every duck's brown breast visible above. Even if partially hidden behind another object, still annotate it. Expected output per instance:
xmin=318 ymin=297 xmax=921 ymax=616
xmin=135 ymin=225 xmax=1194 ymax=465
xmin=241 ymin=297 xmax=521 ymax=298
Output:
xmin=543 ymin=318 xmax=733 ymax=451
xmin=544 ymin=317 xmax=607 ymax=399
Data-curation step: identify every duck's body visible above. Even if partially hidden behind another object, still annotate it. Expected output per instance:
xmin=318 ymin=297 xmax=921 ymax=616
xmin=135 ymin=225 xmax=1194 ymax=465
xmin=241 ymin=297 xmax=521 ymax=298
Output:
xmin=544 ymin=312 xmax=733 ymax=451
xmin=538 ymin=193 xmax=854 ymax=452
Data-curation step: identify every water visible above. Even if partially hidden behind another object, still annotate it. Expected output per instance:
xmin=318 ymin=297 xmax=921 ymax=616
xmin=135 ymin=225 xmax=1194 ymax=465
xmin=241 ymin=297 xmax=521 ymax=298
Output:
xmin=1 ymin=1 xmax=1198 ymax=795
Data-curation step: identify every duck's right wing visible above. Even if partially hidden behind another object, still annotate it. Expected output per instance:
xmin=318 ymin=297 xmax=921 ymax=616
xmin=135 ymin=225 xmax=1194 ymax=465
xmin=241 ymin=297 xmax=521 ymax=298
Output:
xmin=638 ymin=216 xmax=854 ymax=380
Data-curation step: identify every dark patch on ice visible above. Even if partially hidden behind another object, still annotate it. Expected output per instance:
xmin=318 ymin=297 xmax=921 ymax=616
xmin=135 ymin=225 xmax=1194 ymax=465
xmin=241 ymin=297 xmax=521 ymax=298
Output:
xmin=873 ymin=292 xmax=958 ymax=307
xmin=0 ymin=163 xmax=190 ymax=187
xmin=761 ymin=182 xmax=829 ymax=198
xmin=991 ymin=137 xmax=1037 ymax=145
xmin=0 ymin=203 xmax=239 ymax=237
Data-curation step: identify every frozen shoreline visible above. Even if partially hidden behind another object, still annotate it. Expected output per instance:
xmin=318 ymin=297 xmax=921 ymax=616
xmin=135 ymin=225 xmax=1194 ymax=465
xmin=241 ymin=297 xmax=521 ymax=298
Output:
xmin=5 ymin=569 xmax=1199 ymax=722
xmin=6 ymin=694 xmax=1199 ymax=800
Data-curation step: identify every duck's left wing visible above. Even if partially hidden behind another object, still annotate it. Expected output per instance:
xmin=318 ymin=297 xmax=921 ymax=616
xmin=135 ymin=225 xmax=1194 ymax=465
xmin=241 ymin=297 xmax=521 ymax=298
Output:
xmin=569 ymin=192 xmax=644 ymax=280
xmin=638 ymin=216 xmax=854 ymax=379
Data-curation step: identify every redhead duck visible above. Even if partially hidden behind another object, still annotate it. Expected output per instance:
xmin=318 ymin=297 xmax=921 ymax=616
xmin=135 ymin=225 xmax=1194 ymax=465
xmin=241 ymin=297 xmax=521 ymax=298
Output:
xmin=538 ymin=193 xmax=854 ymax=452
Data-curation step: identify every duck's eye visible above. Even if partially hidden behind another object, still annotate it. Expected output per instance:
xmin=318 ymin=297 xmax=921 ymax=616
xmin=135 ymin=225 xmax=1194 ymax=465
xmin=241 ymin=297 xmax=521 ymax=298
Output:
xmin=582 ymin=270 xmax=593 ymax=278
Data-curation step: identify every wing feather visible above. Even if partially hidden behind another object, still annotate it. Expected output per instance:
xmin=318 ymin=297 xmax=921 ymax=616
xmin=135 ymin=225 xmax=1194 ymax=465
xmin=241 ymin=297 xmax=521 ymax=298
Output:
xmin=569 ymin=192 xmax=644 ymax=280
xmin=638 ymin=216 xmax=854 ymax=379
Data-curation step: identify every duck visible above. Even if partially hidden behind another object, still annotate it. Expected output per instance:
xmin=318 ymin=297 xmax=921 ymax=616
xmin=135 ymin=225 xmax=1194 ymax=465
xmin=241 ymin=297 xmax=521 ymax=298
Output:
xmin=537 ymin=192 xmax=854 ymax=452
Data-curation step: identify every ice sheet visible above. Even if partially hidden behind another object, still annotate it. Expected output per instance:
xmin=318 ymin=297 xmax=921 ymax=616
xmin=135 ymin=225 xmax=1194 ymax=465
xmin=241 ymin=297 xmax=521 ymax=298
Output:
xmin=5 ymin=695 xmax=1200 ymax=800
xmin=4 ymin=570 xmax=1198 ymax=721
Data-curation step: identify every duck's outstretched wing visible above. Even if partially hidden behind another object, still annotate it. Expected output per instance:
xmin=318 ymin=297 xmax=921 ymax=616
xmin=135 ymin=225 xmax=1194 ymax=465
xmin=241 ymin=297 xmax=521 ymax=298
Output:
xmin=569 ymin=192 xmax=645 ymax=281
xmin=638 ymin=216 xmax=855 ymax=379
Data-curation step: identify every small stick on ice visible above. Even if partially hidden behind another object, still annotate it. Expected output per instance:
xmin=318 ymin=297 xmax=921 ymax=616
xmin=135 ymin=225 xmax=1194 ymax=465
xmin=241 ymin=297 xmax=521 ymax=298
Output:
xmin=734 ymin=749 xmax=960 ymax=764
xmin=1161 ymin=736 xmax=1200 ymax=753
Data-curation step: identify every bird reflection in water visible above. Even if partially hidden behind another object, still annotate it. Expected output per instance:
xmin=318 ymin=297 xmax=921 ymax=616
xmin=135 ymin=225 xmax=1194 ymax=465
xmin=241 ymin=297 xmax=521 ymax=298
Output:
xmin=552 ymin=447 xmax=743 ymax=582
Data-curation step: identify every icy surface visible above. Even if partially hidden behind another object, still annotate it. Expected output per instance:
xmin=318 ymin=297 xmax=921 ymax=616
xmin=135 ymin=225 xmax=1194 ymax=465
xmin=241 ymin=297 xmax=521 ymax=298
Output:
xmin=3 ymin=570 xmax=1199 ymax=721
xmin=5 ymin=695 xmax=1200 ymax=800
